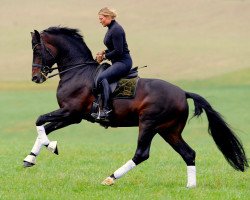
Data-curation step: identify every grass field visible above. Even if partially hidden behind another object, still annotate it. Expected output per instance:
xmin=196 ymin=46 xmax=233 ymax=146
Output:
xmin=0 ymin=0 xmax=250 ymax=199
xmin=0 ymin=73 xmax=249 ymax=200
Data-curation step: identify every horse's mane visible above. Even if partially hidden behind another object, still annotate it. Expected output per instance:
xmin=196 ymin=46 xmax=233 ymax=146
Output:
xmin=43 ymin=26 xmax=95 ymax=62
xmin=44 ymin=26 xmax=84 ymax=43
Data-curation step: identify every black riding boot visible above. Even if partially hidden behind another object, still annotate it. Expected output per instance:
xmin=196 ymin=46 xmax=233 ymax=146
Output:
xmin=91 ymin=79 xmax=112 ymax=120
xmin=99 ymin=79 xmax=112 ymax=119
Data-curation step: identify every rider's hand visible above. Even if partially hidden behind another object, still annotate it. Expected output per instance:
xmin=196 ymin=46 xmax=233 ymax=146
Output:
xmin=95 ymin=51 xmax=105 ymax=63
xmin=96 ymin=53 xmax=103 ymax=63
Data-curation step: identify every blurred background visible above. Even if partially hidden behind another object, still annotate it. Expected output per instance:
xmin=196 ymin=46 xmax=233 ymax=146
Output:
xmin=1 ymin=0 xmax=250 ymax=82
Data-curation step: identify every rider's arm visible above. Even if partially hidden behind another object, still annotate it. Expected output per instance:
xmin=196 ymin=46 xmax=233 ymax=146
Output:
xmin=105 ymin=29 xmax=124 ymax=60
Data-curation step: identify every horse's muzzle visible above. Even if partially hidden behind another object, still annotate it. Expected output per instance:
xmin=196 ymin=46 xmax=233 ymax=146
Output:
xmin=32 ymin=73 xmax=46 ymax=84
xmin=32 ymin=75 xmax=38 ymax=83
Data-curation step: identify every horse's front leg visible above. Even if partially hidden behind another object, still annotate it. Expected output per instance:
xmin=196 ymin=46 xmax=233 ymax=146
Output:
xmin=35 ymin=107 xmax=76 ymax=126
xmin=23 ymin=108 xmax=81 ymax=167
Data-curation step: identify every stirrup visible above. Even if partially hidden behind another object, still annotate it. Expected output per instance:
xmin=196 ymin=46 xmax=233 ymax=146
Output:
xmin=99 ymin=108 xmax=112 ymax=119
xmin=91 ymin=109 xmax=112 ymax=121
xmin=91 ymin=106 xmax=101 ymax=119
xmin=91 ymin=112 xmax=100 ymax=119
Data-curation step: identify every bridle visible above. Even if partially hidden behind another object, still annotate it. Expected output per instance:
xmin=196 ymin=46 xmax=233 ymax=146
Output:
xmin=32 ymin=40 xmax=56 ymax=79
xmin=32 ymin=36 xmax=97 ymax=80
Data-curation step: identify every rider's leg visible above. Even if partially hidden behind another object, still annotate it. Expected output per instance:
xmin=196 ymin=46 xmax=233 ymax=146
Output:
xmin=100 ymin=79 xmax=111 ymax=118
xmin=92 ymin=62 xmax=130 ymax=119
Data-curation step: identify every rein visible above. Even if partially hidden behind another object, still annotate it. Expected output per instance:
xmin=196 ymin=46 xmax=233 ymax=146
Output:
xmin=47 ymin=62 xmax=97 ymax=79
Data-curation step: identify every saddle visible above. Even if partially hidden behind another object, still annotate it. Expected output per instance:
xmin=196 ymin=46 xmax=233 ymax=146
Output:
xmin=93 ymin=63 xmax=139 ymax=95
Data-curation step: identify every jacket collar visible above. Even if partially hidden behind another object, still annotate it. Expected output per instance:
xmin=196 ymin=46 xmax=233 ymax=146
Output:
xmin=107 ymin=20 xmax=116 ymax=29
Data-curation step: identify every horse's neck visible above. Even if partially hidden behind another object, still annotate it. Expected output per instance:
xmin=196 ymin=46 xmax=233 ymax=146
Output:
xmin=55 ymin=38 xmax=94 ymax=69
xmin=57 ymin=63 xmax=96 ymax=90
xmin=54 ymin=37 xmax=97 ymax=89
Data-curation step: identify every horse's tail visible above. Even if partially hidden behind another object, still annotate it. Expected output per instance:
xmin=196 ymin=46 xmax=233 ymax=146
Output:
xmin=186 ymin=92 xmax=249 ymax=172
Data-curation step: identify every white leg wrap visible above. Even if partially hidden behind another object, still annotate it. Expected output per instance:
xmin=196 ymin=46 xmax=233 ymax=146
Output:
xmin=36 ymin=126 xmax=50 ymax=145
xmin=114 ymin=160 xmax=136 ymax=179
xmin=186 ymin=166 xmax=196 ymax=188
xmin=30 ymin=126 xmax=50 ymax=155
xmin=47 ymin=141 xmax=58 ymax=153
xmin=24 ymin=155 xmax=36 ymax=165
xmin=31 ymin=137 xmax=43 ymax=155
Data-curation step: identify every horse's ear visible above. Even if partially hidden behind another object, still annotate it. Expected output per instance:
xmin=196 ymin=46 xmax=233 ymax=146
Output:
xmin=31 ymin=32 xmax=34 ymax=37
xmin=34 ymin=30 xmax=41 ymax=42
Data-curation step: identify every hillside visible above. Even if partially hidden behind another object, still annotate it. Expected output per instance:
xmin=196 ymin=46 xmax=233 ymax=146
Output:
xmin=1 ymin=0 xmax=250 ymax=81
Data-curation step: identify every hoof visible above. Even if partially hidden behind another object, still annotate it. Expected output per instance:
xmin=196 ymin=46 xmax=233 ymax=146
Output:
xmin=101 ymin=177 xmax=115 ymax=186
xmin=23 ymin=155 xmax=36 ymax=167
xmin=54 ymin=145 xmax=59 ymax=155
xmin=23 ymin=161 xmax=35 ymax=168
xmin=47 ymin=141 xmax=59 ymax=155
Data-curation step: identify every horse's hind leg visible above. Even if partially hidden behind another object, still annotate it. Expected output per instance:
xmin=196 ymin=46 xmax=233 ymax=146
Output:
xmin=102 ymin=124 xmax=157 ymax=185
xmin=159 ymin=122 xmax=196 ymax=188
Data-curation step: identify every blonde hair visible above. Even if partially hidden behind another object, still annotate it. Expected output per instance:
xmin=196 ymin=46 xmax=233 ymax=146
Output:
xmin=98 ymin=7 xmax=117 ymax=19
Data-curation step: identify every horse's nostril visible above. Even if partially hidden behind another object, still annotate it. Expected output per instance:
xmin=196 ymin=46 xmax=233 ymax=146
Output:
xmin=32 ymin=76 xmax=38 ymax=82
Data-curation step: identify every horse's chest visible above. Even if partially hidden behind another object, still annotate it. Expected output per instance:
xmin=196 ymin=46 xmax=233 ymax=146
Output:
xmin=56 ymin=86 xmax=89 ymax=105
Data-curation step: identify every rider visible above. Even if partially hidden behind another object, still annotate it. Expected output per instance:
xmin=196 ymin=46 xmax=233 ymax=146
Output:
xmin=93 ymin=7 xmax=133 ymax=120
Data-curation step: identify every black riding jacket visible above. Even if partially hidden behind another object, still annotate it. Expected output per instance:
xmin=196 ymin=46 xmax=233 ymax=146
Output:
xmin=104 ymin=20 xmax=130 ymax=63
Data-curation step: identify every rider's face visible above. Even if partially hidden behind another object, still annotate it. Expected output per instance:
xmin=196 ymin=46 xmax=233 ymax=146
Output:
xmin=99 ymin=15 xmax=112 ymax=27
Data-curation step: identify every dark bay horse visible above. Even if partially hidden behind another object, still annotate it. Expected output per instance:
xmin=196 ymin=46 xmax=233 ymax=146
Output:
xmin=24 ymin=27 xmax=248 ymax=188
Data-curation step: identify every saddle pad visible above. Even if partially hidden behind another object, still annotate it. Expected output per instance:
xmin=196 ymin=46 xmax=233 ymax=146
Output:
xmin=112 ymin=77 xmax=139 ymax=99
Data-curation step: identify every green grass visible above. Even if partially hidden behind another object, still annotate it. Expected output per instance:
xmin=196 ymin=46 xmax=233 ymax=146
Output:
xmin=0 ymin=74 xmax=249 ymax=199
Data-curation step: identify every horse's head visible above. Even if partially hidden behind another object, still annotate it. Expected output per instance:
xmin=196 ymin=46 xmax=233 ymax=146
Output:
xmin=31 ymin=30 xmax=57 ymax=84
xmin=31 ymin=27 xmax=97 ymax=83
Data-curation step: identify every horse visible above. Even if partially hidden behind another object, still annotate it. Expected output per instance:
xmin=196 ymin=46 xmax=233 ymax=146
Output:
xmin=24 ymin=27 xmax=248 ymax=188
